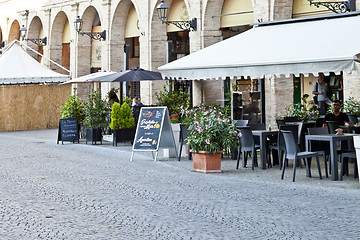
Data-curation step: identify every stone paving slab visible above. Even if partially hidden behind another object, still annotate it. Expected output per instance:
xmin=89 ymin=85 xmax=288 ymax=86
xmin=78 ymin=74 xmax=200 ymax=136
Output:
xmin=0 ymin=129 xmax=359 ymax=239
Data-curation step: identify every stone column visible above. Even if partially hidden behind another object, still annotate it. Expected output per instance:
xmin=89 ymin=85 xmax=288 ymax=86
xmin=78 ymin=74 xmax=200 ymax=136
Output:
xmin=265 ymin=75 xmax=294 ymax=129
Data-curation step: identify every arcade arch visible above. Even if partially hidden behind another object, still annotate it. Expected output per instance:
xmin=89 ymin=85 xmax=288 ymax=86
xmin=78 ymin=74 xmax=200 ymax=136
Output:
xmin=8 ymin=20 xmax=20 ymax=42
xmin=50 ymin=11 xmax=70 ymax=74
xmin=27 ymin=16 xmax=45 ymax=62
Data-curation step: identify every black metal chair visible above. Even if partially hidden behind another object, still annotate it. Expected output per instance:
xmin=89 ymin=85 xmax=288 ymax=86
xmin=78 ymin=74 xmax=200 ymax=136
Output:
xmin=248 ymin=123 xmax=266 ymax=130
xmin=327 ymin=121 xmax=339 ymax=134
xmin=281 ymin=131 xmax=322 ymax=182
xmin=268 ymin=124 xmax=298 ymax=169
xmin=284 ymin=116 xmax=300 ymax=122
xmin=276 ymin=119 xmax=286 ymax=128
xmin=347 ymin=114 xmax=358 ymax=124
xmin=235 ymin=120 xmax=249 ymax=127
xmin=178 ymin=124 xmax=189 ymax=161
xmin=307 ymin=127 xmax=331 ymax=178
xmin=237 ymin=127 xmax=260 ymax=170
xmin=315 ymin=117 xmax=324 ymax=127
xmin=340 ymin=152 xmax=358 ymax=180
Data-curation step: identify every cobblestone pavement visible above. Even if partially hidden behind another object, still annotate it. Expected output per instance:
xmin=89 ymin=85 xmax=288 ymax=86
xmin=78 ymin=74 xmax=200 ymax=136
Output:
xmin=0 ymin=129 xmax=359 ymax=240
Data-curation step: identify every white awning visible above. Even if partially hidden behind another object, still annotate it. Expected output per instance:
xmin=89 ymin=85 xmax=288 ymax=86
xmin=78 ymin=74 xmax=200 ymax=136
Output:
xmin=0 ymin=41 xmax=70 ymax=84
xmin=159 ymin=12 xmax=360 ymax=80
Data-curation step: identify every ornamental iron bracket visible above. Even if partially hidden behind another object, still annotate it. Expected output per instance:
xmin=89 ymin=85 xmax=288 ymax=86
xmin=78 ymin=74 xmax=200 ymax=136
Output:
xmin=308 ymin=0 xmax=351 ymax=13
xmin=79 ymin=30 xmax=106 ymax=41
xmin=26 ymin=37 xmax=47 ymax=46
xmin=164 ymin=18 xmax=197 ymax=31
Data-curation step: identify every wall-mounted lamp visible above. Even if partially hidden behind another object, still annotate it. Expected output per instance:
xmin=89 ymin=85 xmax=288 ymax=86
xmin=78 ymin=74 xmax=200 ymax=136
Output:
xmin=19 ymin=25 xmax=47 ymax=46
xmin=156 ymin=0 xmax=197 ymax=31
xmin=74 ymin=16 xmax=106 ymax=41
xmin=308 ymin=0 xmax=351 ymax=13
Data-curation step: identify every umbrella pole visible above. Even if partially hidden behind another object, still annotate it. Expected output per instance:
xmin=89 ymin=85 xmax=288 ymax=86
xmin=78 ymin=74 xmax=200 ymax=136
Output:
xmin=120 ymin=82 xmax=123 ymax=105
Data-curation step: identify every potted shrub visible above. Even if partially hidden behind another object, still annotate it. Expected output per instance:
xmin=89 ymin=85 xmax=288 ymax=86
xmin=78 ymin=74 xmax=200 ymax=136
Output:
xmin=83 ymin=91 xmax=110 ymax=144
xmin=185 ymin=104 xmax=240 ymax=173
xmin=155 ymin=85 xmax=190 ymax=156
xmin=109 ymin=102 xmax=136 ymax=146
xmin=60 ymin=89 xmax=84 ymax=138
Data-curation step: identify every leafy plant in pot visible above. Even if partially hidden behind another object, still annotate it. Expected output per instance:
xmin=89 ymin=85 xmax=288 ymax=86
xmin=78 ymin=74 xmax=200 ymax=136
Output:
xmin=109 ymin=102 xmax=136 ymax=146
xmin=83 ymin=91 xmax=110 ymax=144
xmin=185 ymin=104 xmax=240 ymax=173
xmin=60 ymin=89 xmax=84 ymax=137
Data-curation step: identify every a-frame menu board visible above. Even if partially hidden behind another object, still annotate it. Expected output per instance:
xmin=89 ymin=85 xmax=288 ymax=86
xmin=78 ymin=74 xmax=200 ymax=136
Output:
xmin=130 ymin=107 xmax=177 ymax=161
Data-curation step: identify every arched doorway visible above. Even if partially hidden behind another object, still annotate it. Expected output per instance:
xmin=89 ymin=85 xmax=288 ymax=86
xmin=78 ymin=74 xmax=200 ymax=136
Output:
xmin=27 ymin=16 xmax=45 ymax=63
xmin=166 ymin=0 xmax=192 ymax=97
xmin=292 ymin=0 xmax=334 ymax=18
xmin=220 ymin=0 xmax=253 ymax=39
xmin=0 ymin=26 xmax=3 ymax=47
xmin=124 ymin=3 xmax=140 ymax=98
xmin=8 ymin=20 xmax=20 ymax=42
xmin=50 ymin=11 xmax=70 ymax=74
xmin=77 ymin=6 xmax=103 ymax=77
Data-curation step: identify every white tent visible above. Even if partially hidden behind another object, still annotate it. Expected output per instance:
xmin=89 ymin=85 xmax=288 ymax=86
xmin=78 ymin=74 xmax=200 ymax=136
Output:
xmin=0 ymin=40 xmax=71 ymax=84
xmin=159 ymin=12 xmax=360 ymax=80
xmin=61 ymin=71 xmax=117 ymax=85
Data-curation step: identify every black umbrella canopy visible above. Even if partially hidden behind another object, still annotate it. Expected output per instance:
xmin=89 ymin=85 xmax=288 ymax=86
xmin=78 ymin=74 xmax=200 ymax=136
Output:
xmin=92 ymin=67 xmax=163 ymax=82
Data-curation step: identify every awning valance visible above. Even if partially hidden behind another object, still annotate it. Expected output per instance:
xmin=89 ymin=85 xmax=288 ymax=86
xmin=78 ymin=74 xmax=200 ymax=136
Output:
xmin=159 ymin=12 xmax=360 ymax=80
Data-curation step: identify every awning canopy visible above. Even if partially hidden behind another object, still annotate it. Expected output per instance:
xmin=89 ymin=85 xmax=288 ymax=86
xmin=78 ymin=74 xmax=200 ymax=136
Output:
xmin=159 ymin=12 xmax=360 ymax=80
xmin=0 ymin=40 xmax=70 ymax=84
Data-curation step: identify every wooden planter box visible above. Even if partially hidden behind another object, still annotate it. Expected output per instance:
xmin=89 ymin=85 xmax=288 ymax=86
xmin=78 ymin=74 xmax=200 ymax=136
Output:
xmin=192 ymin=151 xmax=222 ymax=173
xmin=86 ymin=128 xmax=103 ymax=145
xmin=113 ymin=128 xmax=136 ymax=146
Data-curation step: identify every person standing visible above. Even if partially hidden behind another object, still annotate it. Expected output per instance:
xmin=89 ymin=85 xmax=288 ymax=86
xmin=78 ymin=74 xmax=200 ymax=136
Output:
xmin=312 ymin=73 xmax=331 ymax=115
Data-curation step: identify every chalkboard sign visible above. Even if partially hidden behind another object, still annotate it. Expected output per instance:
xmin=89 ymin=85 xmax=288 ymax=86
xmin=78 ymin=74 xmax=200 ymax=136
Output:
xmin=130 ymin=107 xmax=177 ymax=161
xmin=57 ymin=118 xmax=79 ymax=144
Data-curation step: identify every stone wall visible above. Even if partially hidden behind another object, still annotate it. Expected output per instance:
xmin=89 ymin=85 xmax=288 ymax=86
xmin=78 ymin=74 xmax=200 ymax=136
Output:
xmin=0 ymin=83 xmax=72 ymax=132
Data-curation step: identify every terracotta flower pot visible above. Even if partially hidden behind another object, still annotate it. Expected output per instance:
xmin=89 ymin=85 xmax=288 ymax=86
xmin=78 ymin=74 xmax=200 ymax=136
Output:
xmin=192 ymin=151 xmax=222 ymax=173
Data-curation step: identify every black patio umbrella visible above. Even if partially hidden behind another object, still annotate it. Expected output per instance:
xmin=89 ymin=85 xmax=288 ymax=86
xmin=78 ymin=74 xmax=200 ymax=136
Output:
xmin=91 ymin=67 xmax=163 ymax=82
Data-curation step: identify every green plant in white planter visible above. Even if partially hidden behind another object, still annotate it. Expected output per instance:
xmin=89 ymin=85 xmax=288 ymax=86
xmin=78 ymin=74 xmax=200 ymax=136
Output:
xmin=109 ymin=102 xmax=136 ymax=146
xmin=83 ymin=91 xmax=110 ymax=144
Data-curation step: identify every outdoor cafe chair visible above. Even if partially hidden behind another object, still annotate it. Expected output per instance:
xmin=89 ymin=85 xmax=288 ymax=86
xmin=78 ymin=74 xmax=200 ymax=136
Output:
xmin=315 ymin=117 xmax=324 ymax=127
xmin=235 ymin=120 xmax=249 ymax=127
xmin=340 ymin=152 xmax=358 ymax=180
xmin=284 ymin=116 xmax=300 ymax=122
xmin=248 ymin=123 xmax=266 ymax=130
xmin=307 ymin=127 xmax=330 ymax=178
xmin=237 ymin=127 xmax=260 ymax=170
xmin=276 ymin=119 xmax=286 ymax=128
xmin=347 ymin=114 xmax=358 ymax=124
xmin=327 ymin=121 xmax=339 ymax=134
xmin=178 ymin=124 xmax=190 ymax=161
xmin=281 ymin=131 xmax=322 ymax=182
xmin=268 ymin=124 xmax=298 ymax=169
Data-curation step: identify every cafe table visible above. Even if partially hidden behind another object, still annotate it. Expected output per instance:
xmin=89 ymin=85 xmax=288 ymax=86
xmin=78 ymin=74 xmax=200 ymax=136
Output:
xmin=305 ymin=133 xmax=357 ymax=181
xmin=340 ymin=125 xmax=360 ymax=134
xmin=252 ymin=129 xmax=278 ymax=170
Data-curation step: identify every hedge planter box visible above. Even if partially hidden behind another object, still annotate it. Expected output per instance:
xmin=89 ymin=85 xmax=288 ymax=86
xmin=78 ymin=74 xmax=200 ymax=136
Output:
xmin=86 ymin=128 xmax=103 ymax=145
xmin=192 ymin=151 xmax=222 ymax=173
xmin=113 ymin=128 xmax=136 ymax=146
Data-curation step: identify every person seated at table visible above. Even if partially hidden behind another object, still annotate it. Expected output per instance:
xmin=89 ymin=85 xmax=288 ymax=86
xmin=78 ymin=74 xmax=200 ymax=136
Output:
xmin=323 ymin=100 xmax=353 ymax=127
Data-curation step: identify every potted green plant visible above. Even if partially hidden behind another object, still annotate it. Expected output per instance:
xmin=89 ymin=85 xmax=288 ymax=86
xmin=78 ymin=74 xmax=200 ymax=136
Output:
xmin=185 ymin=104 xmax=240 ymax=173
xmin=109 ymin=102 xmax=136 ymax=146
xmin=60 ymin=89 xmax=84 ymax=138
xmin=83 ymin=91 xmax=110 ymax=144
xmin=343 ymin=97 xmax=360 ymax=117
xmin=155 ymin=85 xmax=190 ymax=157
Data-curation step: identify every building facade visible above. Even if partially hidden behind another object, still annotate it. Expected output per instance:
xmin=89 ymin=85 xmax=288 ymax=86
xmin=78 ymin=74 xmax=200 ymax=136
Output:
xmin=1 ymin=0 xmax=360 ymax=128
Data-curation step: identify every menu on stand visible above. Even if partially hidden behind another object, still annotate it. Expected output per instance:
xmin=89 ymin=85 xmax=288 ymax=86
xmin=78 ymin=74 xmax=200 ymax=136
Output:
xmin=133 ymin=108 xmax=164 ymax=150
xmin=57 ymin=118 xmax=79 ymax=144
xmin=131 ymin=107 xmax=177 ymax=161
